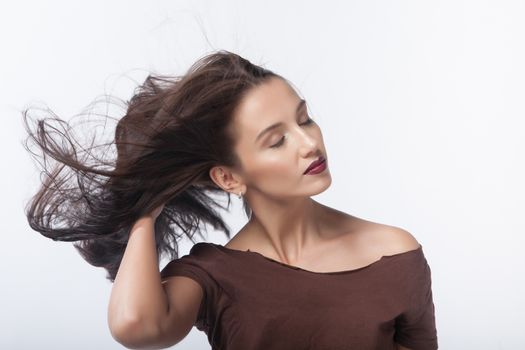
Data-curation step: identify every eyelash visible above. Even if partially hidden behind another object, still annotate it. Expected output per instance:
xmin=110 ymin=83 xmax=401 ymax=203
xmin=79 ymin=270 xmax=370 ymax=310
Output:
xmin=269 ymin=117 xmax=315 ymax=148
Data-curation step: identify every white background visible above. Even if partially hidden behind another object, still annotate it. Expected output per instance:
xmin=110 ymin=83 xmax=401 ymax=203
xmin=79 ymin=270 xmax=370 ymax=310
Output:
xmin=1 ymin=0 xmax=524 ymax=349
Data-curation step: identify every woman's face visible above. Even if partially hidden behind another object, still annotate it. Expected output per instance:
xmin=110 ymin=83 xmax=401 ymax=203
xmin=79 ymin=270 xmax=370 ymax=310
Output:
xmin=231 ymin=76 xmax=331 ymax=200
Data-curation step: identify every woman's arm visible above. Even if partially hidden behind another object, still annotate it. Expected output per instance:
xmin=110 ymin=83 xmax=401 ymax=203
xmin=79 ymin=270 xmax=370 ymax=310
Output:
xmin=107 ymin=215 xmax=170 ymax=348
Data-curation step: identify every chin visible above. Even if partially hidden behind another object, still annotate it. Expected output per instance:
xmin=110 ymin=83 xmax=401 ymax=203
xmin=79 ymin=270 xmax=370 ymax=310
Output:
xmin=308 ymin=176 xmax=332 ymax=196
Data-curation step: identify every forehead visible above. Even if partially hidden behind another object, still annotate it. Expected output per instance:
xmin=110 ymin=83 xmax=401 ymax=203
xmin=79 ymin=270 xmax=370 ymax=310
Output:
xmin=233 ymin=77 xmax=300 ymax=141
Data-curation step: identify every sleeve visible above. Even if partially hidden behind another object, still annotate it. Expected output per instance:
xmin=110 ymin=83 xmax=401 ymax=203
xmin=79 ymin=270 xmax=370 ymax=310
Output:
xmin=394 ymin=256 xmax=438 ymax=350
xmin=159 ymin=244 xmax=216 ymax=332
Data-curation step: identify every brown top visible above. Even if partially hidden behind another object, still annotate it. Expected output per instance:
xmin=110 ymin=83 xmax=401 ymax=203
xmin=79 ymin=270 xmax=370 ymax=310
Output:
xmin=160 ymin=242 xmax=438 ymax=350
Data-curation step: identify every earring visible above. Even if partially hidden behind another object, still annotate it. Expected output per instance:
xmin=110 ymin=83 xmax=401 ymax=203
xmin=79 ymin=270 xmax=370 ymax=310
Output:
xmin=237 ymin=191 xmax=243 ymax=200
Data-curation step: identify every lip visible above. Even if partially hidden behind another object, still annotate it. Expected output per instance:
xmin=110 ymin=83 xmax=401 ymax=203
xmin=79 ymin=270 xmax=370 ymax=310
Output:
xmin=304 ymin=156 xmax=326 ymax=174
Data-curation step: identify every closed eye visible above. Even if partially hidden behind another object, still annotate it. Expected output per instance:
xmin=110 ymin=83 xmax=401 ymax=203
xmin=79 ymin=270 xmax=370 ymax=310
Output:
xmin=269 ymin=117 xmax=315 ymax=148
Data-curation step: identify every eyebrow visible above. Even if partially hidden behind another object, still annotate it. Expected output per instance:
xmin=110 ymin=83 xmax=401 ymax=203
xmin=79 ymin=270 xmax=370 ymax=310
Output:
xmin=255 ymin=99 xmax=307 ymax=143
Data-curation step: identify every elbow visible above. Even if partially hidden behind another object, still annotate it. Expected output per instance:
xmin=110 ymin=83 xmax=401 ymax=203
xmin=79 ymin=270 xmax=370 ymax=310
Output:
xmin=109 ymin=315 xmax=163 ymax=350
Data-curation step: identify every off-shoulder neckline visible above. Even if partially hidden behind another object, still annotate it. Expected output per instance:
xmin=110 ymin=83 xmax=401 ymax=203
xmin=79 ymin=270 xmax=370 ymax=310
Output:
xmin=201 ymin=242 xmax=423 ymax=275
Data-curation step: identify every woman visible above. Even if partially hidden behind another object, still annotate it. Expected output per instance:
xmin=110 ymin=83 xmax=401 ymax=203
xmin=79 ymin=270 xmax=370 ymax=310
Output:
xmin=23 ymin=50 xmax=438 ymax=349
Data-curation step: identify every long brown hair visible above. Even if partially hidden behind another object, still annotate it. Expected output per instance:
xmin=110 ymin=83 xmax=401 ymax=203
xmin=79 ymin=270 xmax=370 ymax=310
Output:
xmin=22 ymin=50 xmax=282 ymax=282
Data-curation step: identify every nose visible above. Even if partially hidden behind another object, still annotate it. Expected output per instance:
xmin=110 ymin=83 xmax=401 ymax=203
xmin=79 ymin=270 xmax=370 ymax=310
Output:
xmin=295 ymin=126 xmax=320 ymax=157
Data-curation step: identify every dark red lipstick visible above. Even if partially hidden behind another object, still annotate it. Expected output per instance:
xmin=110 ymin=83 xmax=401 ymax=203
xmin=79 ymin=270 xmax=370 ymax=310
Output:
xmin=304 ymin=156 xmax=327 ymax=175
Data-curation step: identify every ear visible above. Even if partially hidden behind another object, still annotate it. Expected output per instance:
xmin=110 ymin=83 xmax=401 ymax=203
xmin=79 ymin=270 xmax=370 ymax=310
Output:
xmin=209 ymin=165 xmax=244 ymax=194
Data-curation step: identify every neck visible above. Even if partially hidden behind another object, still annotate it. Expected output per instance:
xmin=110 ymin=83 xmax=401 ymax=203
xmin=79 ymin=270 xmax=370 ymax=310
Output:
xmin=245 ymin=197 xmax=325 ymax=264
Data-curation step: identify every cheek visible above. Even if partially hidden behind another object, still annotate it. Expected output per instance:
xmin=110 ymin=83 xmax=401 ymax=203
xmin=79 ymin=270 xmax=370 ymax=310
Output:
xmin=250 ymin=155 xmax=295 ymax=180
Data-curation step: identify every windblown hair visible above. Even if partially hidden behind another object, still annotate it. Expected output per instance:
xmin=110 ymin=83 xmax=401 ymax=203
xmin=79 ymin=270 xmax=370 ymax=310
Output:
xmin=22 ymin=50 xmax=282 ymax=282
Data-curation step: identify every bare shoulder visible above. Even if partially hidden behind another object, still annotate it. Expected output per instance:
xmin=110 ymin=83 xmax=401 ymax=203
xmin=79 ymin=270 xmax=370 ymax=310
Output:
xmin=378 ymin=223 xmax=421 ymax=253
xmin=353 ymin=217 xmax=421 ymax=255
xmin=316 ymin=202 xmax=421 ymax=256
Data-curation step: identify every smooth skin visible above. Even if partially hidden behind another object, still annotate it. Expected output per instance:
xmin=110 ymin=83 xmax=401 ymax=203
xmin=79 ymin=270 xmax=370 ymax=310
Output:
xmin=108 ymin=77 xmax=419 ymax=349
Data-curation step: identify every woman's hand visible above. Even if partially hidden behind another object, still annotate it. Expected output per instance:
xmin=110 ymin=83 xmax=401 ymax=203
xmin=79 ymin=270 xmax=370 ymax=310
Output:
xmin=145 ymin=203 xmax=165 ymax=222
xmin=110 ymin=200 xmax=169 ymax=347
